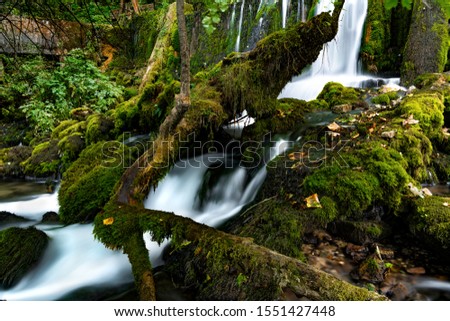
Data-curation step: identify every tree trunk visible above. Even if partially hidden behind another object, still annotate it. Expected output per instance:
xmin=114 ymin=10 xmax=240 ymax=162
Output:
xmin=95 ymin=202 xmax=386 ymax=301
xmin=159 ymin=0 xmax=191 ymax=138
xmin=401 ymin=0 xmax=449 ymax=85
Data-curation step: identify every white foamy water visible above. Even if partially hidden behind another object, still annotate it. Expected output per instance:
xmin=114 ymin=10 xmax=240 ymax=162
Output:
xmin=0 ymin=224 xmax=133 ymax=301
xmin=0 ymin=188 xmax=60 ymax=221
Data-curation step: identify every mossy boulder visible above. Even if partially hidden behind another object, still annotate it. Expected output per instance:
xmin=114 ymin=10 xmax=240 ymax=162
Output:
xmin=227 ymin=199 xmax=305 ymax=260
xmin=58 ymin=132 xmax=85 ymax=171
xmin=0 ymin=211 xmax=29 ymax=226
xmin=329 ymin=220 xmax=392 ymax=245
xmin=58 ymin=141 xmax=136 ymax=224
xmin=0 ymin=227 xmax=48 ymax=289
xmin=397 ymin=92 xmax=445 ymax=137
xmin=0 ymin=145 xmax=32 ymax=177
xmin=317 ymin=82 xmax=362 ymax=108
xmin=22 ymin=140 xmax=60 ymax=177
xmin=409 ymin=196 xmax=450 ymax=255
xmin=54 ymin=120 xmax=87 ymax=140
xmin=85 ymin=114 xmax=114 ymax=145
xmin=70 ymin=107 xmax=94 ymax=121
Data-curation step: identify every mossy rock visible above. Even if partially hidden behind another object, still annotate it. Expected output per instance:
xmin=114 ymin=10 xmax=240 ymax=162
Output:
xmin=413 ymin=73 xmax=450 ymax=89
xmin=22 ymin=140 xmax=60 ymax=177
xmin=113 ymin=97 xmax=140 ymax=135
xmin=431 ymin=153 xmax=450 ymax=182
xmin=397 ymin=91 xmax=445 ymax=137
xmin=58 ymin=132 xmax=85 ymax=170
xmin=317 ymin=82 xmax=362 ymax=108
xmin=58 ymin=141 xmax=136 ymax=224
xmin=56 ymin=121 xmax=87 ymax=139
xmin=409 ymin=196 xmax=450 ymax=254
xmin=329 ymin=220 xmax=392 ymax=245
xmin=0 ymin=227 xmax=48 ymax=289
xmin=70 ymin=107 xmax=94 ymax=121
xmin=227 ymin=199 xmax=305 ymax=260
xmin=0 ymin=145 xmax=32 ymax=177
xmin=51 ymin=120 xmax=79 ymax=139
xmin=85 ymin=114 xmax=114 ymax=146
xmin=0 ymin=211 xmax=29 ymax=226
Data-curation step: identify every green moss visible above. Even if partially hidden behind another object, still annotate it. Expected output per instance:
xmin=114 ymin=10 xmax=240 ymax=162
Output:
xmin=231 ymin=199 xmax=305 ymax=260
xmin=85 ymin=114 xmax=114 ymax=146
xmin=57 ymin=132 xmax=85 ymax=171
xmin=303 ymin=166 xmax=382 ymax=219
xmin=58 ymin=141 xmax=136 ymax=224
xmin=0 ymin=145 xmax=32 ymax=177
xmin=372 ymin=93 xmax=391 ymax=105
xmin=413 ymin=73 xmax=450 ymax=89
xmin=307 ymin=99 xmax=330 ymax=110
xmin=57 ymin=121 xmax=87 ymax=139
xmin=431 ymin=22 xmax=450 ymax=73
xmin=22 ymin=140 xmax=60 ymax=177
xmin=410 ymin=196 xmax=450 ymax=252
xmin=317 ymin=82 xmax=361 ymax=107
xmin=51 ymin=120 xmax=78 ymax=139
xmin=0 ymin=227 xmax=48 ymax=289
xmin=397 ymin=92 xmax=445 ymax=137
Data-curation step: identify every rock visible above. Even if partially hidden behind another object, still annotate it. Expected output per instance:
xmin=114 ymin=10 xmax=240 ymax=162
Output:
xmin=331 ymin=104 xmax=352 ymax=114
xmin=389 ymin=283 xmax=410 ymax=301
xmin=379 ymin=84 xmax=406 ymax=93
xmin=352 ymin=254 xmax=386 ymax=283
xmin=330 ymin=221 xmax=391 ymax=245
xmin=406 ymin=267 xmax=426 ymax=275
xmin=345 ymin=243 xmax=369 ymax=262
xmin=0 ymin=227 xmax=48 ymax=288
xmin=41 ymin=211 xmax=60 ymax=223
xmin=0 ymin=211 xmax=29 ymax=225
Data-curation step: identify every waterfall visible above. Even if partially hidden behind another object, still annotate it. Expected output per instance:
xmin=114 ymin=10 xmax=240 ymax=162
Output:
xmin=282 ymin=0 xmax=290 ymax=28
xmin=235 ymin=0 xmax=246 ymax=52
xmin=279 ymin=0 xmax=399 ymax=101
xmin=144 ymin=139 xmax=289 ymax=227
xmin=301 ymin=0 xmax=306 ymax=22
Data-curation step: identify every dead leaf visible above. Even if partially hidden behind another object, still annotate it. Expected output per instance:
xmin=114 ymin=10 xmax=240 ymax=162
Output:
xmin=352 ymin=132 xmax=360 ymax=139
xmin=305 ymin=193 xmax=322 ymax=208
xmin=103 ymin=217 xmax=114 ymax=225
xmin=403 ymin=114 xmax=419 ymax=126
xmin=443 ymin=202 xmax=449 ymax=207
xmin=327 ymin=122 xmax=341 ymax=132
xmin=328 ymin=132 xmax=341 ymax=138
xmin=288 ymin=152 xmax=305 ymax=160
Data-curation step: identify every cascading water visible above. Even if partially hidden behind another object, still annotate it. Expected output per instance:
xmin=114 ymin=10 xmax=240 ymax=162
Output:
xmin=235 ymin=0 xmax=246 ymax=52
xmin=279 ymin=0 xmax=399 ymax=101
xmin=144 ymin=139 xmax=290 ymax=227
xmin=282 ymin=0 xmax=290 ymax=28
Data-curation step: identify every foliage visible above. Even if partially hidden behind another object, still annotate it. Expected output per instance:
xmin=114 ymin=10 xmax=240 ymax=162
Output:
xmin=384 ymin=0 xmax=412 ymax=10
xmin=3 ymin=50 xmax=122 ymax=134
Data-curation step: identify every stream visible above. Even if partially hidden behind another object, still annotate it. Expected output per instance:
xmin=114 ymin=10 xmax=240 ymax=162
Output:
xmin=2 ymin=0 xmax=450 ymax=301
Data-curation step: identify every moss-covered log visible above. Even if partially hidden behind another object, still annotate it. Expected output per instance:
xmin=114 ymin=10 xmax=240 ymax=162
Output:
xmin=94 ymin=202 xmax=385 ymax=301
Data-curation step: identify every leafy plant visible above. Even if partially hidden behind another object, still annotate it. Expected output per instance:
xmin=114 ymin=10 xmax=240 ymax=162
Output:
xmin=18 ymin=49 xmax=123 ymax=133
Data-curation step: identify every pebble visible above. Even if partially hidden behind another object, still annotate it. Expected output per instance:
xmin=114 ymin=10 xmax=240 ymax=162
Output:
xmin=406 ymin=267 xmax=426 ymax=275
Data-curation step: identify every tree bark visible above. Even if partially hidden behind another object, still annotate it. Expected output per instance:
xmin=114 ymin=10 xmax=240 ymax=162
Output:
xmin=131 ymin=0 xmax=141 ymax=15
xmin=401 ymin=0 xmax=449 ymax=85
xmin=158 ymin=0 xmax=191 ymax=138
